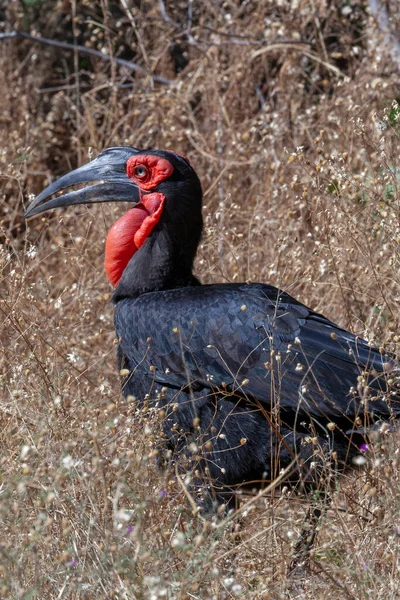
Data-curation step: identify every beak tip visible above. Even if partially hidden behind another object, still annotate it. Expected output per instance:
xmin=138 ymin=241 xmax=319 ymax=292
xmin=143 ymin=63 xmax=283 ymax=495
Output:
xmin=24 ymin=204 xmax=38 ymax=219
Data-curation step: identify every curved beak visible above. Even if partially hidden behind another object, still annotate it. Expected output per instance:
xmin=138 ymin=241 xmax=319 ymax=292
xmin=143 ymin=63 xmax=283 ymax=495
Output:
xmin=24 ymin=147 xmax=141 ymax=219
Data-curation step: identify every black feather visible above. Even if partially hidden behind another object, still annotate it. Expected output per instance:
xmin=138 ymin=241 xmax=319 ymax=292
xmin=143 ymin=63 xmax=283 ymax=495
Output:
xmin=115 ymin=282 xmax=400 ymax=503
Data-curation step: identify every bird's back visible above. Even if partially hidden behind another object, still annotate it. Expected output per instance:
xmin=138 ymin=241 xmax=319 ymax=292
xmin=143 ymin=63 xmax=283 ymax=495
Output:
xmin=115 ymin=282 xmax=400 ymax=428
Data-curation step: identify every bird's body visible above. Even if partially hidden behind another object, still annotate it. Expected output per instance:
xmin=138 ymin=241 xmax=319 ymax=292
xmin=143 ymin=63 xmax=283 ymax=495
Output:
xmin=115 ymin=281 xmax=399 ymax=506
xmin=25 ymin=146 xmax=400 ymax=511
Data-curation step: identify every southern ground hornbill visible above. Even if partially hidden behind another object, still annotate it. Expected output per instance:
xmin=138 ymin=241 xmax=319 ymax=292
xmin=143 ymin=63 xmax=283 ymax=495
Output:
xmin=25 ymin=146 xmax=400 ymax=513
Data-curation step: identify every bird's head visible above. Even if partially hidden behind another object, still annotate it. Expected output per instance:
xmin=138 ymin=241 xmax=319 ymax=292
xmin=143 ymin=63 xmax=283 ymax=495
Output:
xmin=25 ymin=147 xmax=203 ymax=290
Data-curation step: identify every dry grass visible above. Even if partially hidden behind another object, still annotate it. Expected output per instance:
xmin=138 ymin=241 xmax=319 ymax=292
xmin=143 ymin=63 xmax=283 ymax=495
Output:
xmin=1 ymin=0 xmax=400 ymax=598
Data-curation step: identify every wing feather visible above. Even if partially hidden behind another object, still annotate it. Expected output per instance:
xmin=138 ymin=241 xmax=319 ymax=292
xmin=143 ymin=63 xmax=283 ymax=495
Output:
xmin=115 ymin=283 xmax=400 ymax=419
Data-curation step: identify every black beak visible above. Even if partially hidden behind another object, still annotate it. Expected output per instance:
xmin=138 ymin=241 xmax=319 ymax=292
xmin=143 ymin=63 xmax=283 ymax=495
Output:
xmin=24 ymin=147 xmax=142 ymax=219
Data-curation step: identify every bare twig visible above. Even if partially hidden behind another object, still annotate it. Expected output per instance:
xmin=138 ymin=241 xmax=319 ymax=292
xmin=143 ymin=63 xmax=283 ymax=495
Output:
xmin=158 ymin=0 xmax=180 ymax=29
xmin=120 ymin=0 xmax=150 ymax=69
xmin=0 ymin=30 xmax=172 ymax=85
xmin=174 ymin=463 xmax=202 ymax=517
xmin=251 ymin=43 xmax=347 ymax=78
xmin=158 ymin=0 xmax=197 ymax=46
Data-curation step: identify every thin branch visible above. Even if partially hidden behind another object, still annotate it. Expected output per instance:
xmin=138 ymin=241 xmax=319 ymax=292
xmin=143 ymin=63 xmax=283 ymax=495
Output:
xmin=158 ymin=0 xmax=180 ymax=29
xmin=187 ymin=0 xmax=193 ymax=32
xmin=197 ymin=24 xmax=267 ymax=41
xmin=0 ymin=30 xmax=172 ymax=85
xmin=199 ymin=29 xmax=310 ymax=47
xmin=120 ymin=0 xmax=150 ymax=69
xmin=158 ymin=0 xmax=197 ymax=46
xmin=251 ymin=43 xmax=347 ymax=79
xmin=36 ymin=82 xmax=137 ymax=93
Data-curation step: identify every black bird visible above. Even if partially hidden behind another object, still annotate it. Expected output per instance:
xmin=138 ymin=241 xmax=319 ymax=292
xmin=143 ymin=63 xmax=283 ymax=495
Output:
xmin=25 ymin=147 xmax=400 ymax=511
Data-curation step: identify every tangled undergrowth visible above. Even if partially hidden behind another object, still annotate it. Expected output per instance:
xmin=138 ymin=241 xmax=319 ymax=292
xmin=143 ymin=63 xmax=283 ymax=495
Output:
xmin=1 ymin=0 xmax=400 ymax=598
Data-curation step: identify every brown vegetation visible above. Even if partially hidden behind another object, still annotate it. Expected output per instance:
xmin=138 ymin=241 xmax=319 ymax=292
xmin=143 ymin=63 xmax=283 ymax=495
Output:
xmin=1 ymin=0 xmax=400 ymax=597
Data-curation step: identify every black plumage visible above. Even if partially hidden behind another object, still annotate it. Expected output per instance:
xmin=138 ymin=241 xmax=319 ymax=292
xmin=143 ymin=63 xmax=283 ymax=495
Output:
xmin=115 ymin=282 xmax=399 ymax=507
xmin=25 ymin=147 xmax=400 ymax=511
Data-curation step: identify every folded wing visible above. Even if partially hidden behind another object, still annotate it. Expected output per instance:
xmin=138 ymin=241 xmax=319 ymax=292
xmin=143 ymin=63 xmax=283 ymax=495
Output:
xmin=115 ymin=283 xmax=400 ymax=422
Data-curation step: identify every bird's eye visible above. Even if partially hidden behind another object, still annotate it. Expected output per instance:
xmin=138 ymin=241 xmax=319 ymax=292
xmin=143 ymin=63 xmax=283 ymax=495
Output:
xmin=134 ymin=165 xmax=148 ymax=178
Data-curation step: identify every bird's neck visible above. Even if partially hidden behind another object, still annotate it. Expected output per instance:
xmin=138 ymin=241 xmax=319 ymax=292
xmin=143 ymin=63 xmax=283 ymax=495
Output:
xmin=112 ymin=224 xmax=200 ymax=301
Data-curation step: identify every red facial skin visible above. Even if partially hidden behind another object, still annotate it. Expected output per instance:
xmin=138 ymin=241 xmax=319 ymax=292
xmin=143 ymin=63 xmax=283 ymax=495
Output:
xmin=126 ymin=155 xmax=173 ymax=191
xmin=104 ymin=155 xmax=174 ymax=286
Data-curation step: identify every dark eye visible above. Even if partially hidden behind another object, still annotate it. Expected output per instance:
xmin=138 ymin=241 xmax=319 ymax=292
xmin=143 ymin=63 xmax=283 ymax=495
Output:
xmin=134 ymin=165 xmax=148 ymax=178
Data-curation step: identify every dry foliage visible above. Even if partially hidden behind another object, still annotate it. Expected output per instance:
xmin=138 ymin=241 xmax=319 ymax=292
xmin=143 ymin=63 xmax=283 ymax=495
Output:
xmin=1 ymin=0 xmax=400 ymax=598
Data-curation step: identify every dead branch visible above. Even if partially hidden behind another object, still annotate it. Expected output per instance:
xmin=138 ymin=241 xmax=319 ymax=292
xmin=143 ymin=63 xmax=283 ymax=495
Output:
xmin=0 ymin=30 xmax=172 ymax=85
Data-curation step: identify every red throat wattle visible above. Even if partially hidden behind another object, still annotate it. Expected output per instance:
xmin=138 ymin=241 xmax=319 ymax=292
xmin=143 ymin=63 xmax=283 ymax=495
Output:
xmin=105 ymin=192 xmax=165 ymax=286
